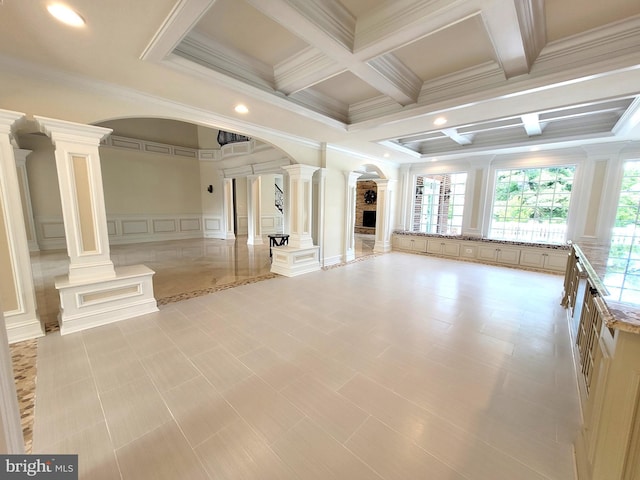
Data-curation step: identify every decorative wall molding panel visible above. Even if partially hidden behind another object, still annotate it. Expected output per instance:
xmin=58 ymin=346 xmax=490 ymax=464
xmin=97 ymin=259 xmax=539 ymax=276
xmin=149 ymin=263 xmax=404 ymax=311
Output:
xmin=102 ymin=135 xmax=199 ymax=159
xmin=35 ymin=214 xmax=205 ymax=249
xmin=203 ymin=216 xmax=224 ymax=238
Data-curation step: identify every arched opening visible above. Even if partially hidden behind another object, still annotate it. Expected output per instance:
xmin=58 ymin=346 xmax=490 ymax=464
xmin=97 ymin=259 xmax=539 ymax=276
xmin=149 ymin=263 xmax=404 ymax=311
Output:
xmin=16 ymin=117 xmax=297 ymax=329
xmin=346 ymin=164 xmax=387 ymax=260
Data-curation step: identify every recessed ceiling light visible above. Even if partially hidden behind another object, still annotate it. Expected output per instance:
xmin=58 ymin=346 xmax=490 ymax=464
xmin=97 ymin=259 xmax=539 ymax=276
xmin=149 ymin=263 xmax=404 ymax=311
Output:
xmin=234 ymin=104 xmax=249 ymax=114
xmin=530 ymin=146 xmax=540 ymax=151
xmin=433 ymin=117 xmax=447 ymax=126
xmin=431 ymin=158 xmax=438 ymax=162
xmin=383 ymin=153 xmax=390 ymax=158
xmin=47 ymin=4 xmax=85 ymax=27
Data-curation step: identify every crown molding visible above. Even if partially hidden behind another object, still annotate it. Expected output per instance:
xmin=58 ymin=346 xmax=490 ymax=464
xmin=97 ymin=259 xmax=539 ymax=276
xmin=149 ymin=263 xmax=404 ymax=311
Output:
xmin=274 ymin=46 xmax=343 ymax=95
xmin=326 ymin=143 xmax=401 ymax=168
xmin=354 ymin=0 xmax=476 ymax=57
xmin=533 ymin=14 xmax=640 ymax=75
xmin=613 ymin=96 xmax=640 ymax=137
xmin=289 ymin=88 xmax=348 ymax=123
xmin=286 ymin=0 xmax=355 ymax=51
xmin=348 ymin=96 xmax=403 ymax=124
xmin=176 ymin=32 xmax=274 ymax=90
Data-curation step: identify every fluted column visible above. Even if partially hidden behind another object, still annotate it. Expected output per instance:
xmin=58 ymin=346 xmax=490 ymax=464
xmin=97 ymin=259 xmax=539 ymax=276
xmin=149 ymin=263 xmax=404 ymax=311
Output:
xmin=246 ymin=175 xmax=263 ymax=245
xmin=282 ymin=164 xmax=319 ymax=249
xmin=0 ymin=109 xmax=44 ymax=342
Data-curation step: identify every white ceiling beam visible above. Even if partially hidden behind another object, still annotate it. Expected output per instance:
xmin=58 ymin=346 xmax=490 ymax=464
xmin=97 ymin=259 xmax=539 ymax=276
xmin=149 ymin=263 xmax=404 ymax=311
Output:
xmin=481 ymin=0 xmax=546 ymax=78
xmin=367 ymin=54 xmax=423 ymax=105
xmin=521 ymin=113 xmax=543 ymax=136
xmin=141 ymin=0 xmax=218 ymax=61
xmin=248 ymin=0 xmax=422 ymax=104
xmin=613 ymin=96 xmax=640 ymax=138
xmin=274 ymin=47 xmax=345 ymax=95
xmin=441 ymin=128 xmax=474 ymax=145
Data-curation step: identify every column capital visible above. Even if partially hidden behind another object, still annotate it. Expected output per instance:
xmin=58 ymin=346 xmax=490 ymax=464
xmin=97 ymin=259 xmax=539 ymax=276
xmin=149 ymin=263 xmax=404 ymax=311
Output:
xmin=581 ymin=143 xmax=626 ymax=160
xmin=0 ymin=109 xmax=25 ymax=138
xmin=34 ymin=116 xmax=112 ymax=146
xmin=281 ymin=164 xmax=319 ymax=178
xmin=13 ymin=149 xmax=31 ymax=166
xmin=344 ymin=171 xmax=360 ymax=186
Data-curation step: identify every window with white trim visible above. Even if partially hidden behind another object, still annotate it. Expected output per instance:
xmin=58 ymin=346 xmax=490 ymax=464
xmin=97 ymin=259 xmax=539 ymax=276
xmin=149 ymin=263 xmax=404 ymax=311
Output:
xmin=604 ymin=160 xmax=640 ymax=303
xmin=488 ymin=165 xmax=575 ymax=243
xmin=412 ymin=173 xmax=467 ymax=235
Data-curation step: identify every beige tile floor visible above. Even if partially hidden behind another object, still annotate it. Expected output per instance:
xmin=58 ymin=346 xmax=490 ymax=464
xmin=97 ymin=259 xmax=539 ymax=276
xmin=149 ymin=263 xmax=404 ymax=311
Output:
xmin=29 ymin=237 xmax=580 ymax=479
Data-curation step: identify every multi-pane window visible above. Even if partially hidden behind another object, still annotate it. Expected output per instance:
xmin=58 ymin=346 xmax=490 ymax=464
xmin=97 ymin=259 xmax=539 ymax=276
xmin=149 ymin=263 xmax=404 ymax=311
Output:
xmin=413 ymin=173 xmax=467 ymax=235
xmin=604 ymin=161 xmax=640 ymax=303
xmin=489 ymin=165 xmax=575 ymax=243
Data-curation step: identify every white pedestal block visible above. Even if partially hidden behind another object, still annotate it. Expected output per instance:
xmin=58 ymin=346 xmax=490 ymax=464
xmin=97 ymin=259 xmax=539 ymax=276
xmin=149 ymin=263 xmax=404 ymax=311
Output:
xmin=55 ymin=264 xmax=158 ymax=335
xmin=270 ymin=246 xmax=320 ymax=277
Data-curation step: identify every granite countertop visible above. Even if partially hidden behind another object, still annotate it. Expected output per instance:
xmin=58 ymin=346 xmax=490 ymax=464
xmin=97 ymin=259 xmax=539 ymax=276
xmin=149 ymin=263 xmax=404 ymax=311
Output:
xmin=393 ymin=231 xmax=570 ymax=250
xmin=573 ymin=243 xmax=640 ymax=335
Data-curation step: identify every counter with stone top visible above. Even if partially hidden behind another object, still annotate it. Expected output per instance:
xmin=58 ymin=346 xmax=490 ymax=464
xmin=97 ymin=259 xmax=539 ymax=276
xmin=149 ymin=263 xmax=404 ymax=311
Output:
xmin=393 ymin=231 xmax=570 ymax=250
xmin=569 ymin=242 xmax=640 ymax=480
xmin=571 ymin=243 xmax=640 ymax=335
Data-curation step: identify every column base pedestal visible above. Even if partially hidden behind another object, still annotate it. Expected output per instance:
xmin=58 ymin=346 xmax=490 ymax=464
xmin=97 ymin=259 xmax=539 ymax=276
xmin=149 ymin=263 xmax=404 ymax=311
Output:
xmin=55 ymin=264 xmax=158 ymax=335
xmin=270 ymin=245 xmax=320 ymax=277
xmin=5 ymin=316 xmax=44 ymax=344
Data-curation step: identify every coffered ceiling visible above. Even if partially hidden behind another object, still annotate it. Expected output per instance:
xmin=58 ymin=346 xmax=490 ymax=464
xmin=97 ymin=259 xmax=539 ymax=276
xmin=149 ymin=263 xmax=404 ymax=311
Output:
xmin=1 ymin=0 xmax=640 ymax=163
xmin=142 ymin=0 xmax=640 ymax=159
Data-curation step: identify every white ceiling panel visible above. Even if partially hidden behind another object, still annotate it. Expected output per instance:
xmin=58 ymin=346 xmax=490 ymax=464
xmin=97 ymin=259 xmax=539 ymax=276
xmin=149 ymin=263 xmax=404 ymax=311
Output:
xmin=391 ymin=15 xmax=496 ymax=82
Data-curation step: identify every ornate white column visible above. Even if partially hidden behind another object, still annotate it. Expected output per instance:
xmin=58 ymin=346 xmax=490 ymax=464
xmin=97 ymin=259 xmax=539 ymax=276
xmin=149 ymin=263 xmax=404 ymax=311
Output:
xmin=13 ymin=149 xmax=39 ymax=252
xmin=282 ymin=164 xmax=318 ymax=248
xmin=344 ymin=171 xmax=360 ymax=263
xmin=246 ymin=175 xmax=263 ymax=245
xmin=271 ymin=164 xmax=320 ymax=277
xmin=0 ymin=109 xmax=44 ymax=342
xmin=37 ymin=117 xmax=115 ymax=281
xmin=35 ymin=116 xmax=158 ymax=335
xmin=374 ymin=179 xmax=394 ymax=253
xmin=223 ymin=177 xmax=236 ymax=239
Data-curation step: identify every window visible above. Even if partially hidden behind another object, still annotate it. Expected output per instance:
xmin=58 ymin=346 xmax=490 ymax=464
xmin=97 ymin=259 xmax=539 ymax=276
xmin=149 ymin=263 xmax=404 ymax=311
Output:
xmin=413 ymin=173 xmax=466 ymax=235
xmin=604 ymin=160 xmax=640 ymax=303
xmin=489 ymin=165 xmax=575 ymax=243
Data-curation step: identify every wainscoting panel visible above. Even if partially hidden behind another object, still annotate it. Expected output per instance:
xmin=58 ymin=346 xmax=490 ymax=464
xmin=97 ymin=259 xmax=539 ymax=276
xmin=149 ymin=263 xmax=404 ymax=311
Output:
xmin=180 ymin=218 xmax=201 ymax=232
xmin=203 ymin=217 xmax=225 ymax=239
xmin=260 ymin=215 xmax=284 ymax=234
xmin=37 ymin=217 xmax=66 ymax=250
xmin=122 ymin=219 xmax=149 ymax=235
xmin=106 ymin=220 xmax=117 ymax=236
xmin=34 ymin=214 xmax=206 ymax=249
xmin=152 ymin=219 xmax=176 ymax=233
